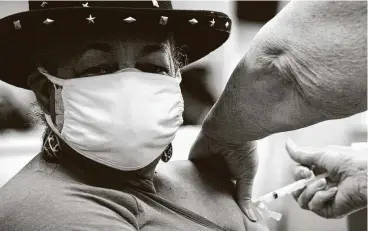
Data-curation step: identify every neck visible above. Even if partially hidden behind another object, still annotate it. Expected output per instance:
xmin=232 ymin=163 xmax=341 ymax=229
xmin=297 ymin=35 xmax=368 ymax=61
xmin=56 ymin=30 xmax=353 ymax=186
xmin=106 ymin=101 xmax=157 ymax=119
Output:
xmin=42 ymin=129 xmax=160 ymax=193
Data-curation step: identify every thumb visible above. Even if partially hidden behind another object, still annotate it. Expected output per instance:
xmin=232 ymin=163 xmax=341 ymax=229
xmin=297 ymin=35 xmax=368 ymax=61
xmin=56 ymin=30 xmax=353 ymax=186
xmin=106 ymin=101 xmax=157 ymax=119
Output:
xmin=286 ymin=139 xmax=327 ymax=169
xmin=236 ymin=179 xmax=258 ymax=222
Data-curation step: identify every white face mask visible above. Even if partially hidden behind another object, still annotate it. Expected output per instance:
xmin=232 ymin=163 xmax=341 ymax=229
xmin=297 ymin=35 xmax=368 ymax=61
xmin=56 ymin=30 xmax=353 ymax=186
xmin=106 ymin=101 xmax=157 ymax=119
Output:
xmin=39 ymin=68 xmax=184 ymax=171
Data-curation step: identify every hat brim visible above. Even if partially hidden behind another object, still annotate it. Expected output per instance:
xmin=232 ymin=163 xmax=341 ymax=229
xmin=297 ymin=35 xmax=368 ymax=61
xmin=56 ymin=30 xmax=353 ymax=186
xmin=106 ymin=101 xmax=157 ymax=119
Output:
xmin=0 ymin=7 xmax=231 ymax=89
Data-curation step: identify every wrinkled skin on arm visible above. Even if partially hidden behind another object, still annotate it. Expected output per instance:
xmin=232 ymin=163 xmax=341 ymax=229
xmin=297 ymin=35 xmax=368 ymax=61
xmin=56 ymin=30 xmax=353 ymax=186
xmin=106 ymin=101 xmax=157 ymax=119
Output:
xmin=204 ymin=1 xmax=367 ymax=143
xmin=190 ymin=1 xmax=367 ymax=227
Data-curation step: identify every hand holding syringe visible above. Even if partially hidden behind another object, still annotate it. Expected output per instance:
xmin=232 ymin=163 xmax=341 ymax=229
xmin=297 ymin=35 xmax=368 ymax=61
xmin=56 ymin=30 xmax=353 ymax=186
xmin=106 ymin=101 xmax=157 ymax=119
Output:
xmin=251 ymin=171 xmax=329 ymax=222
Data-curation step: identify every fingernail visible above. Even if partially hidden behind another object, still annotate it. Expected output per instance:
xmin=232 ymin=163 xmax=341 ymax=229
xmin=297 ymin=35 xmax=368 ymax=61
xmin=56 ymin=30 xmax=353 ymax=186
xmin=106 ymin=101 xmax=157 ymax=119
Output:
xmin=245 ymin=207 xmax=258 ymax=222
xmin=286 ymin=139 xmax=298 ymax=151
xmin=328 ymin=187 xmax=338 ymax=193
xmin=308 ymin=202 xmax=314 ymax=210
xmin=301 ymin=169 xmax=312 ymax=178
xmin=317 ymin=178 xmax=327 ymax=188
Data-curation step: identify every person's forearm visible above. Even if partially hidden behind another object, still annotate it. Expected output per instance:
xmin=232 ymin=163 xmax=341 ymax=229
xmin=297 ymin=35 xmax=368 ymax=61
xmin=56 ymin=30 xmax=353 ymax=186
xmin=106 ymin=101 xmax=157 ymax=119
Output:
xmin=201 ymin=1 xmax=367 ymax=145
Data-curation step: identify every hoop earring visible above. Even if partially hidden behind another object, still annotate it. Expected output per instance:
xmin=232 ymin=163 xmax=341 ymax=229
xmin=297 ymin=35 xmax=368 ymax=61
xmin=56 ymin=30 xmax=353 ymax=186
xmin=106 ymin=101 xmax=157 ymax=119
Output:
xmin=43 ymin=131 xmax=61 ymax=162
xmin=161 ymin=143 xmax=173 ymax=162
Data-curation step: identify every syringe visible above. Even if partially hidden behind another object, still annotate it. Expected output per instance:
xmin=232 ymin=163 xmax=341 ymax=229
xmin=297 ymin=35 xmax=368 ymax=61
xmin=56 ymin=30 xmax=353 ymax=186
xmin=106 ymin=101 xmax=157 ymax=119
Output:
xmin=253 ymin=172 xmax=329 ymax=204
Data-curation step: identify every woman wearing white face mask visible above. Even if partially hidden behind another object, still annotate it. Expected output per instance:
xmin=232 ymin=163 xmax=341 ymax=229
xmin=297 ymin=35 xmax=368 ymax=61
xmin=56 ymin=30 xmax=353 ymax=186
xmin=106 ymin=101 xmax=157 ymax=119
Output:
xmin=0 ymin=1 xmax=266 ymax=231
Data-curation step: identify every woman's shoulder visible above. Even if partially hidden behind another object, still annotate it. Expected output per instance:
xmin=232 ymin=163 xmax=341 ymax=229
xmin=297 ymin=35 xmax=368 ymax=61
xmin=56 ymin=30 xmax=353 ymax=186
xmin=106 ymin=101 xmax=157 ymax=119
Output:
xmin=0 ymin=155 xmax=140 ymax=231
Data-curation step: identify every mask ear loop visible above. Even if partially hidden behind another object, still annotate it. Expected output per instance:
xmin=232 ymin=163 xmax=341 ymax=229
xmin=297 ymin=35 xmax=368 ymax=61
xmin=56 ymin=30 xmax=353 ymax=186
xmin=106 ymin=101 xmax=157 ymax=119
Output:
xmin=50 ymin=80 xmax=58 ymax=92
xmin=42 ymin=85 xmax=62 ymax=162
xmin=38 ymin=67 xmax=63 ymax=162
xmin=42 ymin=84 xmax=62 ymax=162
xmin=38 ymin=67 xmax=66 ymax=86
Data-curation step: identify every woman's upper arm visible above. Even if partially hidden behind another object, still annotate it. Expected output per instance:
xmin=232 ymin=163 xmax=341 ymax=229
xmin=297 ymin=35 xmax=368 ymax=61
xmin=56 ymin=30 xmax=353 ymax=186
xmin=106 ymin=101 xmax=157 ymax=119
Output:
xmin=0 ymin=172 xmax=139 ymax=231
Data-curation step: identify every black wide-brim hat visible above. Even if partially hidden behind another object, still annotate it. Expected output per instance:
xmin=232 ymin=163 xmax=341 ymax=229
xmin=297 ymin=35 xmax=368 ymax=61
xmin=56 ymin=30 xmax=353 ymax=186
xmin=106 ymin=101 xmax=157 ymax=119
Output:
xmin=0 ymin=1 xmax=232 ymax=89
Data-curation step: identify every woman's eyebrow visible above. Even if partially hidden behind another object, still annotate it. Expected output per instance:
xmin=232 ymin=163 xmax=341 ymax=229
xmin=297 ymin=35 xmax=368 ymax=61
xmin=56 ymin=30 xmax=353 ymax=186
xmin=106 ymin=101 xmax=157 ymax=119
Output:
xmin=80 ymin=43 xmax=112 ymax=55
xmin=140 ymin=44 xmax=169 ymax=56
xmin=74 ymin=43 xmax=113 ymax=75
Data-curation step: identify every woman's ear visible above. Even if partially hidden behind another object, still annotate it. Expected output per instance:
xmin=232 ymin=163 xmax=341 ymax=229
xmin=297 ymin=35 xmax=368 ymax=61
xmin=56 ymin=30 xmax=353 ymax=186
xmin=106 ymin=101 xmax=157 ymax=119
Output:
xmin=27 ymin=72 xmax=51 ymax=114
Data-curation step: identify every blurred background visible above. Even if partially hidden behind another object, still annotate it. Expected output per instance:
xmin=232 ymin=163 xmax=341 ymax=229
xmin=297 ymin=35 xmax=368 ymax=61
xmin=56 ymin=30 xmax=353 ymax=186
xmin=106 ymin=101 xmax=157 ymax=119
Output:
xmin=0 ymin=1 xmax=366 ymax=231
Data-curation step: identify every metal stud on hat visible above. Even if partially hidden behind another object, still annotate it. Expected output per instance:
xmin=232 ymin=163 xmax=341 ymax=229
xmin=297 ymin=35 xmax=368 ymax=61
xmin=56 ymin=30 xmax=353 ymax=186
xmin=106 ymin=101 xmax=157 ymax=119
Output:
xmin=41 ymin=1 xmax=48 ymax=7
xmin=159 ymin=16 xmax=168 ymax=25
xmin=209 ymin=18 xmax=215 ymax=27
xmin=225 ymin=21 xmax=230 ymax=28
xmin=86 ymin=14 xmax=95 ymax=23
xmin=124 ymin=17 xmax=136 ymax=23
xmin=13 ymin=20 xmax=21 ymax=30
xmin=82 ymin=2 xmax=89 ymax=7
xmin=152 ymin=0 xmax=159 ymax=8
xmin=189 ymin=18 xmax=198 ymax=25
xmin=43 ymin=18 xmax=54 ymax=25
